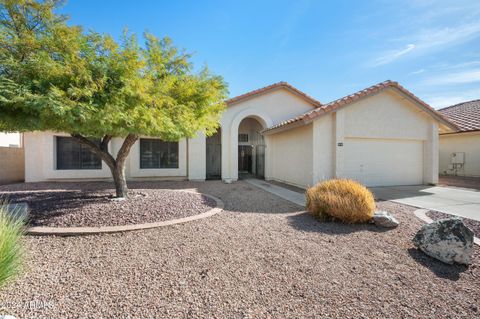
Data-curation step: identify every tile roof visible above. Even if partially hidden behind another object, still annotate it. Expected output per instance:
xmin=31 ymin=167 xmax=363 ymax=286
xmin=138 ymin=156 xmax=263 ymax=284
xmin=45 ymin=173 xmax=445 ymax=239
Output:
xmin=226 ymin=81 xmax=322 ymax=107
xmin=438 ymin=99 xmax=480 ymax=132
xmin=263 ymin=80 xmax=458 ymax=133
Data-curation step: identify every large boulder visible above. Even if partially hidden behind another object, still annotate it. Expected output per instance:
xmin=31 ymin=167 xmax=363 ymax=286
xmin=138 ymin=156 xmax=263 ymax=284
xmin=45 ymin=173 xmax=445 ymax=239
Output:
xmin=413 ymin=218 xmax=474 ymax=265
xmin=372 ymin=210 xmax=399 ymax=228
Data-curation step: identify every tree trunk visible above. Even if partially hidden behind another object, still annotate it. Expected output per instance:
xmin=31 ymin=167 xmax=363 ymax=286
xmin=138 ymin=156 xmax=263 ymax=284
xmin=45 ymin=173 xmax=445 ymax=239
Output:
xmin=111 ymin=164 xmax=128 ymax=198
xmin=71 ymin=133 xmax=138 ymax=199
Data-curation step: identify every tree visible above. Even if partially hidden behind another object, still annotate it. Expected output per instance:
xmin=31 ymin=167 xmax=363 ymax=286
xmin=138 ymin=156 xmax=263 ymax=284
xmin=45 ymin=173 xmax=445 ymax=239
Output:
xmin=0 ymin=0 xmax=228 ymax=197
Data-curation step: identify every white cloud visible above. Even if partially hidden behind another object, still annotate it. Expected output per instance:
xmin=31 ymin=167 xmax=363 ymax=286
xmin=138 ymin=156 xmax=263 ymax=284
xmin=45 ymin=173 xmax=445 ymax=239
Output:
xmin=410 ymin=68 xmax=425 ymax=75
xmin=423 ymin=87 xmax=480 ymax=109
xmin=371 ymin=44 xmax=415 ymax=66
xmin=424 ymin=69 xmax=480 ymax=85
xmin=369 ymin=21 xmax=480 ymax=67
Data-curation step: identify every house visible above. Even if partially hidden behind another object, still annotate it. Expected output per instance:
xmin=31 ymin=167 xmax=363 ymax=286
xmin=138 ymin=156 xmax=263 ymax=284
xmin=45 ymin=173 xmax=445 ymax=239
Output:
xmin=23 ymin=80 xmax=457 ymax=188
xmin=438 ymin=100 xmax=480 ymax=177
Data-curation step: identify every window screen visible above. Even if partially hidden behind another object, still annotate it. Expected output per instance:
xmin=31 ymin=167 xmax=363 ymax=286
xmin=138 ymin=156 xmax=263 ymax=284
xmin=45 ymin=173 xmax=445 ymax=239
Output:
xmin=140 ymin=138 xmax=179 ymax=169
xmin=56 ymin=137 xmax=102 ymax=170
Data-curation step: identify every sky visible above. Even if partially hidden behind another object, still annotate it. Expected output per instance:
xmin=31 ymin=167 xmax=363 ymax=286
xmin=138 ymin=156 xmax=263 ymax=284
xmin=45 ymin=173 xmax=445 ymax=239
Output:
xmin=61 ymin=0 xmax=480 ymax=109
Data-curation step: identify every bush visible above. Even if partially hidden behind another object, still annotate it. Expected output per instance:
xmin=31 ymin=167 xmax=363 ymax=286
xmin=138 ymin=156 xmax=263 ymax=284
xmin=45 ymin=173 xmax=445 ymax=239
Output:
xmin=306 ymin=179 xmax=375 ymax=223
xmin=0 ymin=203 xmax=24 ymax=288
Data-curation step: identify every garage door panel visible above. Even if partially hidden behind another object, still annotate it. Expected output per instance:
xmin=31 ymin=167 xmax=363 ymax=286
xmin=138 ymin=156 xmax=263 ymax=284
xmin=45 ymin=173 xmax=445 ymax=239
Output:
xmin=343 ymin=138 xmax=424 ymax=186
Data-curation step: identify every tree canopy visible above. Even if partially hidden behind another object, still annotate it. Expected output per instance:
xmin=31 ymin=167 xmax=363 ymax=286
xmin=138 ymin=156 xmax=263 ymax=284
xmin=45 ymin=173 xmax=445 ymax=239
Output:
xmin=0 ymin=0 xmax=228 ymax=197
xmin=0 ymin=0 xmax=227 ymax=140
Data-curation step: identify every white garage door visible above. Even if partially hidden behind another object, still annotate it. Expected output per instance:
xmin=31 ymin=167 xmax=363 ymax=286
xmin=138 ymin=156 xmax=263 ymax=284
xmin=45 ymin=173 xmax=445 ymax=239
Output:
xmin=343 ymin=138 xmax=424 ymax=186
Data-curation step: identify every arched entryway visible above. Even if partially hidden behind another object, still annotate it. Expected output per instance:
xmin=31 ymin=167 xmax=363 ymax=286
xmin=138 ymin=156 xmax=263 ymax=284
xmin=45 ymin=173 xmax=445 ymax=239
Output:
xmin=237 ymin=117 xmax=266 ymax=179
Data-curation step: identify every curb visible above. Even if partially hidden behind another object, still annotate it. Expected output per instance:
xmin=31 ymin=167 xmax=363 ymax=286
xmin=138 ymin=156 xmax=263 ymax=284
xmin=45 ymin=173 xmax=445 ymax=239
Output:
xmin=26 ymin=192 xmax=224 ymax=236
xmin=414 ymin=208 xmax=480 ymax=246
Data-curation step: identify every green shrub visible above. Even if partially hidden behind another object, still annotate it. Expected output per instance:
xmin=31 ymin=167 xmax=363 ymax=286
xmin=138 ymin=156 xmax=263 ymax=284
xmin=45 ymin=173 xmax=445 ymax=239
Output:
xmin=0 ymin=203 xmax=24 ymax=288
xmin=306 ymin=179 xmax=375 ymax=223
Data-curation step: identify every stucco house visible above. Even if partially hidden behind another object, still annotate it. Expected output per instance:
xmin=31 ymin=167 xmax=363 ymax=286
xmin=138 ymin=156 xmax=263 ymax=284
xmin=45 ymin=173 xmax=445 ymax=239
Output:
xmin=24 ymin=80 xmax=457 ymax=188
xmin=438 ymin=100 xmax=480 ymax=177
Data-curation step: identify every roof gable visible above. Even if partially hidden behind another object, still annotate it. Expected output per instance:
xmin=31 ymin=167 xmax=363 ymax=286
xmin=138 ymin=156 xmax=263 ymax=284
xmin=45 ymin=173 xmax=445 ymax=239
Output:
xmin=264 ymin=80 xmax=459 ymax=133
xmin=226 ymin=82 xmax=322 ymax=108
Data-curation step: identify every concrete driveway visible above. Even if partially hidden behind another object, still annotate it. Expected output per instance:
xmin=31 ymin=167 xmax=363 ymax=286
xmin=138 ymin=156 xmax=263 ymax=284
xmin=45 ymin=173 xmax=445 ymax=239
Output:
xmin=370 ymin=185 xmax=480 ymax=221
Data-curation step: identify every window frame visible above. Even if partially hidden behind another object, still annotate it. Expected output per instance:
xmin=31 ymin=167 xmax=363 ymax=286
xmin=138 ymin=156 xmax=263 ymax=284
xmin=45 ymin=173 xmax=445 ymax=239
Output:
xmin=139 ymin=138 xmax=179 ymax=169
xmin=55 ymin=136 xmax=102 ymax=170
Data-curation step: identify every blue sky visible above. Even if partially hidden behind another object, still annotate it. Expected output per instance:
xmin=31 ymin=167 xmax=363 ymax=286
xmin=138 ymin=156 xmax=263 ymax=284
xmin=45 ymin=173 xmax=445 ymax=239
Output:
xmin=62 ymin=0 xmax=480 ymax=109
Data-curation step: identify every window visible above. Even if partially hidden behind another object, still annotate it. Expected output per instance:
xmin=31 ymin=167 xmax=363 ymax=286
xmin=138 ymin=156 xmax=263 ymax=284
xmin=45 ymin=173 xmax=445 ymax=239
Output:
xmin=140 ymin=138 xmax=179 ymax=169
xmin=56 ymin=136 xmax=102 ymax=170
xmin=238 ymin=133 xmax=249 ymax=143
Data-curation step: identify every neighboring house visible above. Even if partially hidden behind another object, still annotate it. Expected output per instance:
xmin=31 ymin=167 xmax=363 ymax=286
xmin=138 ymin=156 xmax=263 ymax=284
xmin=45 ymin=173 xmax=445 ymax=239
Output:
xmin=23 ymin=80 xmax=457 ymax=188
xmin=438 ymin=100 xmax=480 ymax=177
xmin=0 ymin=132 xmax=21 ymax=147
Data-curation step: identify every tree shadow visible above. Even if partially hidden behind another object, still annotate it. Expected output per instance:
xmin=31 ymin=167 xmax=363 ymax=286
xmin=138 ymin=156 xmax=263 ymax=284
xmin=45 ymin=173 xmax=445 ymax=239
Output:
xmin=4 ymin=190 xmax=112 ymax=226
xmin=287 ymin=211 xmax=392 ymax=235
xmin=407 ymin=248 xmax=468 ymax=281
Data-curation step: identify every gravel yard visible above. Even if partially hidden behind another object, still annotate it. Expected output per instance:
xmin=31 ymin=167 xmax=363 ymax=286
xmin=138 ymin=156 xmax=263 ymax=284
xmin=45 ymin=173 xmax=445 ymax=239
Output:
xmin=0 ymin=182 xmax=216 ymax=227
xmin=427 ymin=210 xmax=480 ymax=238
xmin=0 ymin=180 xmax=479 ymax=318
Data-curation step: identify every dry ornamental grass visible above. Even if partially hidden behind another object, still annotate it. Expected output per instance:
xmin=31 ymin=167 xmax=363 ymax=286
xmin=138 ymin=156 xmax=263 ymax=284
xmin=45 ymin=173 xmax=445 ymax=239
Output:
xmin=306 ymin=179 xmax=375 ymax=223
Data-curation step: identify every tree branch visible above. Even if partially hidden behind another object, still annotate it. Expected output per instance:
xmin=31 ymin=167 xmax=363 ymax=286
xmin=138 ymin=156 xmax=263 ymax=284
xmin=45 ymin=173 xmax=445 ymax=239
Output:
xmin=116 ymin=134 xmax=138 ymax=166
xmin=70 ymin=133 xmax=115 ymax=168
xmin=100 ymin=135 xmax=112 ymax=152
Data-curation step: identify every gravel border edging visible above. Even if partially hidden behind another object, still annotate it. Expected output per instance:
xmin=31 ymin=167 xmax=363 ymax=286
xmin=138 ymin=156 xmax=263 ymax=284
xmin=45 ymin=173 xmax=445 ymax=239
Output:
xmin=25 ymin=191 xmax=224 ymax=236
xmin=414 ymin=208 xmax=480 ymax=246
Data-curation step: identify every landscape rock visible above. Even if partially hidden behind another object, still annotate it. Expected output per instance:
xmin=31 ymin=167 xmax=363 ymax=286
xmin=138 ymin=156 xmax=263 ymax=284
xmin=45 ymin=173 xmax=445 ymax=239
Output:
xmin=372 ymin=210 xmax=399 ymax=228
xmin=413 ymin=218 xmax=474 ymax=265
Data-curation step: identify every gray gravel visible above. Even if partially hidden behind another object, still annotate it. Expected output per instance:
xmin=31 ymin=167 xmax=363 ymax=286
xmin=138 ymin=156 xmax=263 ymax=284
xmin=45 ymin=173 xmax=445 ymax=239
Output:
xmin=1 ymin=183 xmax=216 ymax=227
xmin=0 ymin=181 xmax=478 ymax=318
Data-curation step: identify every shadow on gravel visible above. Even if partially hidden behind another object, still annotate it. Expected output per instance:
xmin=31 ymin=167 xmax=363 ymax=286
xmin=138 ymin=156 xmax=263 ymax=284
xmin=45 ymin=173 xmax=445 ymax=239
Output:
xmin=407 ymin=248 xmax=468 ymax=281
xmin=5 ymin=191 xmax=111 ymax=226
xmin=287 ymin=212 xmax=391 ymax=235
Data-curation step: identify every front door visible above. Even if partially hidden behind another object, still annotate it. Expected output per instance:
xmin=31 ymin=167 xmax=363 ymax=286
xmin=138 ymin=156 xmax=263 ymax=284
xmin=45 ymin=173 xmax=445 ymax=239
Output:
xmin=238 ymin=145 xmax=253 ymax=174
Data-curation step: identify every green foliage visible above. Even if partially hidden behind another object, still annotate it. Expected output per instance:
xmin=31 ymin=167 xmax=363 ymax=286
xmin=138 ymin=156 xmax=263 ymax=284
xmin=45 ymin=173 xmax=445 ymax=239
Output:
xmin=0 ymin=203 xmax=24 ymax=288
xmin=306 ymin=179 xmax=376 ymax=223
xmin=0 ymin=0 xmax=228 ymax=140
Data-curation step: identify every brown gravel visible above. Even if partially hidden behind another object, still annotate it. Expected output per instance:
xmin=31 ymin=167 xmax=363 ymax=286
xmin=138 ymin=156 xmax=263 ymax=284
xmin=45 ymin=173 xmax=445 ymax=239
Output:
xmin=438 ymin=175 xmax=480 ymax=191
xmin=0 ymin=182 xmax=216 ymax=227
xmin=0 ymin=181 xmax=479 ymax=318
xmin=427 ymin=210 xmax=480 ymax=238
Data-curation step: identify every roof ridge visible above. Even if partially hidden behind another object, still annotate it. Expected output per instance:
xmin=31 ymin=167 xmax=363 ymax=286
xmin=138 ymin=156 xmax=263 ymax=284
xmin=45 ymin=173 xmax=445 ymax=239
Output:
xmin=226 ymin=81 xmax=322 ymax=107
xmin=437 ymin=99 xmax=480 ymax=112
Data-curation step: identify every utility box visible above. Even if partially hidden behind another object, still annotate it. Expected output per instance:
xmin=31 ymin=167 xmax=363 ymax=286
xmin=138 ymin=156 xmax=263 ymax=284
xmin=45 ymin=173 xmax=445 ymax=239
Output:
xmin=451 ymin=152 xmax=465 ymax=164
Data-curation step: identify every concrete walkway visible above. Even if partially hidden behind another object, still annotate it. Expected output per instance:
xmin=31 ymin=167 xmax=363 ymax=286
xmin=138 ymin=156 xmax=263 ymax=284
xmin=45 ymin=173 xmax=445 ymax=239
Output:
xmin=370 ymin=185 xmax=480 ymax=221
xmin=244 ymin=178 xmax=306 ymax=207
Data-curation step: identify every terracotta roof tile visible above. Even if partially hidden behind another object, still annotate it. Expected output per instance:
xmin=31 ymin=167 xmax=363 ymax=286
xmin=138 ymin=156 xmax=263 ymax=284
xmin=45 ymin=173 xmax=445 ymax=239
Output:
xmin=264 ymin=80 xmax=458 ymax=133
xmin=226 ymin=81 xmax=322 ymax=107
xmin=438 ymin=99 xmax=480 ymax=132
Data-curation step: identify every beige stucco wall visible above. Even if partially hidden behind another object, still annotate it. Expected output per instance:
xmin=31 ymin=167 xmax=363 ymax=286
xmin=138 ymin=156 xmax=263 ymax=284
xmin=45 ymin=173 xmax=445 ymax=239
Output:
xmin=0 ymin=146 xmax=24 ymax=184
xmin=267 ymin=123 xmax=313 ymax=188
xmin=220 ymin=89 xmax=316 ymax=181
xmin=439 ymin=132 xmax=480 ymax=177
xmin=23 ymin=131 xmax=204 ymax=182
xmin=268 ymin=90 xmax=438 ymax=186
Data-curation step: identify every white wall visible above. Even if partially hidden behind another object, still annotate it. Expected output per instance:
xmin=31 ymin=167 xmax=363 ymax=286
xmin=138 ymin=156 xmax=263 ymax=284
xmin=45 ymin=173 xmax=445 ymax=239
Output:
xmin=23 ymin=131 xmax=203 ymax=182
xmin=220 ymin=89 xmax=316 ymax=181
xmin=267 ymin=124 xmax=313 ymax=188
xmin=439 ymin=132 xmax=480 ymax=177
